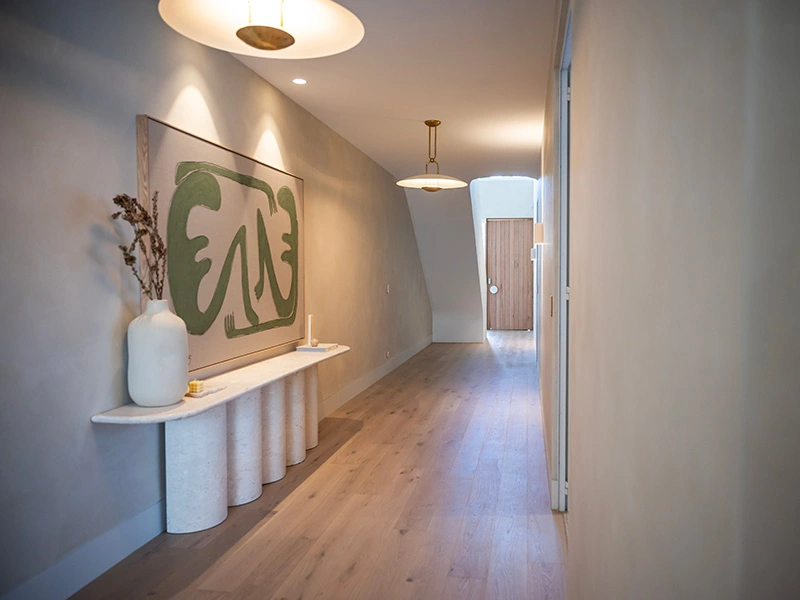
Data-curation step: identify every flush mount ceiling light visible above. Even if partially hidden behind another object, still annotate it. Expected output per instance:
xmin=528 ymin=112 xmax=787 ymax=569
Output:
xmin=158 ymin=0 xmax=365 ymax=59
xmin=397 ymin=120 xmax=467 ymax=193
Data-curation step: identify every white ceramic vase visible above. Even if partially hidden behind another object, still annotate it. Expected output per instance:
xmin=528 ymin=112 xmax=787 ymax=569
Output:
xmin=127 ymin=299 xmax=188 ymax=407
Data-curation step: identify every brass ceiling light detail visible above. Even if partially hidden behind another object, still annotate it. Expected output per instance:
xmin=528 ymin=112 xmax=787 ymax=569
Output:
xmin=158 ymin=0 xmax=365 ymax=60
xmin=397 ymin=120 xmax=467 ymax=193
xmin=236 ymin=0 xmax=295 ymax=51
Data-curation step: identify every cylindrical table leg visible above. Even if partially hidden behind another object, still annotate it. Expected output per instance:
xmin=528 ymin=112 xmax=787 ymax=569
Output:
xmin=165 ymin=405 xmax=228 ymax=533
xmin=262 ymin=380 xmax=287 ymax=483
xmin=285 ymin=371 xmax=306 ymax=466
xmin=227 ymin=390 xmax=263 ymax=506
xmin=305 ymin=365 xmax=319 ymax=450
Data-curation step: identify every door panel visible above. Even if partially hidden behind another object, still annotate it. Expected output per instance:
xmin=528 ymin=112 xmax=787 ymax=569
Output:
xmin=487 ymin=219 xmax=534 ymax=330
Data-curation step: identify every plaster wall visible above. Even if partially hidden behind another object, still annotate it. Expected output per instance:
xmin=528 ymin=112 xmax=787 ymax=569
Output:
xmin=0 ymin=1 xmax=431 ymax=595
xmin=538 ymin=69 xmax=561 ymax=494
xmin=540 ymin=0 xmax=800 ymax=597
xmin=407 ymin=188 xmax=484 ymax=343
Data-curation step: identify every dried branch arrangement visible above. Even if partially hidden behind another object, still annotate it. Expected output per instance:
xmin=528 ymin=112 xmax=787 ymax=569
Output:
xmin=112 ymin=192 xmax=167 ymax=300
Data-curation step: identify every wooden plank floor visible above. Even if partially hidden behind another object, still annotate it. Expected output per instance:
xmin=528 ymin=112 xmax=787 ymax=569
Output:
xmin=73 ymin=332 xmax=566 ymax=600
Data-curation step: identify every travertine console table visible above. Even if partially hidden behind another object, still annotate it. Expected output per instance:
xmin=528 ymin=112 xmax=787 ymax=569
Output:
xmin=92 ymin=346 xmax=349 ymax=533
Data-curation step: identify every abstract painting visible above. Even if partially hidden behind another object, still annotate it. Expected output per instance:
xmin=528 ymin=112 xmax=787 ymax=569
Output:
xmin=137 ymin=116 xmax=304 ymax=372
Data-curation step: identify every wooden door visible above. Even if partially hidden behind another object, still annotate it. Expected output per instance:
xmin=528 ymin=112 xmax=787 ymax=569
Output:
xmin=487 ymin=219 xmax=533 ymax=330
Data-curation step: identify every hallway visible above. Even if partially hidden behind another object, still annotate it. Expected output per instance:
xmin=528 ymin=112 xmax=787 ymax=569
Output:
xmin=73 ymin=333 xmax=566 ymax=599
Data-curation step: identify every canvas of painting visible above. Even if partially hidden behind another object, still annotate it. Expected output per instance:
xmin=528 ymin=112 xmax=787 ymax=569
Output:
xmin=137 ymin=115 xmax=304 ymax=373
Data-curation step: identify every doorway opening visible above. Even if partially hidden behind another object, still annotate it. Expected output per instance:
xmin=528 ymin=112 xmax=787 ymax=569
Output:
xmin=469 ymin=175 xmax=539 ymax=342
xmin=554 ymin=12 xmax=572 ymax=513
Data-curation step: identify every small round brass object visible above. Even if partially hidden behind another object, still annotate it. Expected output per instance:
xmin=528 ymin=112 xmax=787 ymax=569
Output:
xmin=424 ymin=119 xmax=442 ymax=127
xmin=236 ymin=25 xmax=296 ymax=51
xmin=422 ymin=186 xmax=443 ymax=192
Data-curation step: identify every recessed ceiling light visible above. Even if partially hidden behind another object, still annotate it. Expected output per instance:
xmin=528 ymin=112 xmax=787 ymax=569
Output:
xmin=292 ymin=78 xmax=307 ymax=85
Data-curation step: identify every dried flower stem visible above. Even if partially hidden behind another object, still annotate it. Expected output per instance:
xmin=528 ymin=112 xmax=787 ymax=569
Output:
xmin=112 ymin=192 xmax=167 ymax=300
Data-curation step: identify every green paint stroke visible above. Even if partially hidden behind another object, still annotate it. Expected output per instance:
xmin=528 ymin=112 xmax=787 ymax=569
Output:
xmin=167 ymin=161 xmax=298 ymax=339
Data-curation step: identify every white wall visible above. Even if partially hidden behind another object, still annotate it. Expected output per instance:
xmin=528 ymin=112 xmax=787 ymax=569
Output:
xmin=407 ymin=188 xmax=484 ymax=342
xmin=540 ymin=0 xmax=800 ymax=597
xmin=470 ymin=177 xmax=537 ymax=335
xmin=0 ymin=1 xmax=431 ymax=596
xmin=471 ymin=177 xmax=538 ymax=220
xmin=409 ymin=176 xmax=538 ymax=346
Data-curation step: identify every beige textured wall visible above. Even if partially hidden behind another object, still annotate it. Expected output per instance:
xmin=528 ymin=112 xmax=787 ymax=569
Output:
xmin=539 ymin=0 xmax=800 ymax=598
xmin=737 ymin=3 xmax=800 ymax=596
xmin=407 ymin=188 xmax=485 ymax=343
xmin=0 ymin=1 xmax=430 ymax=594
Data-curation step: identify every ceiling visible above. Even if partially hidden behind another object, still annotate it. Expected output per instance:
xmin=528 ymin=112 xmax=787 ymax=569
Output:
xmin=234 ymin=0 xmax=556 ymax=183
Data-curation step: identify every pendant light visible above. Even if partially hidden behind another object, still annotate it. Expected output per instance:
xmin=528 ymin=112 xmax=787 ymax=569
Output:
xmin=158 ymin=0 xmax=365 ymax=59
xmin=397 ymin=120 xmax=467 ymax=193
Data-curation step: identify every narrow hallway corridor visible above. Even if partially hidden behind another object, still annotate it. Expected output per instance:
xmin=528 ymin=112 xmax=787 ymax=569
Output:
xmin=74 ymin=332 xmax=566 ymax=599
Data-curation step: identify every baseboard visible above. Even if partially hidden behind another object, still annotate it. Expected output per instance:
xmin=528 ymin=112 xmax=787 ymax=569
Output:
xmin=319 ymin=335 xmax=433 ymax=419
xmin=1 ymin=500 xmax=165 ymax=600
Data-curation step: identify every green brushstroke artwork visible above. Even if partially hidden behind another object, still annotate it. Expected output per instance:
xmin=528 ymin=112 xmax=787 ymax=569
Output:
xmin=166 ymin=161 xmax=298 ymax=339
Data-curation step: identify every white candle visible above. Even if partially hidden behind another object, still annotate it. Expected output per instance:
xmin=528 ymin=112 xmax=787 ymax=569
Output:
xmin=307 ymin=314 xmax=313 ymax=345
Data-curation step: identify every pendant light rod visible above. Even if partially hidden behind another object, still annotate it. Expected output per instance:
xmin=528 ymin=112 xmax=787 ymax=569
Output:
xmin=237 ymin=0 xmax=295 ymax=51
xmin=425 ymin=119 xmax=441 ymax=175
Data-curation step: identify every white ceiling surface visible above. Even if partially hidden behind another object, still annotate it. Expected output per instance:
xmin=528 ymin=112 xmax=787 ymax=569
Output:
xmin=235 ymin=0 xmax=557 ymax=182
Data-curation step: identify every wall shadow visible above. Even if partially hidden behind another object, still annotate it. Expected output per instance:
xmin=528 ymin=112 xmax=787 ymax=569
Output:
xmin=70 ymin=416 xmax=363 ymax=600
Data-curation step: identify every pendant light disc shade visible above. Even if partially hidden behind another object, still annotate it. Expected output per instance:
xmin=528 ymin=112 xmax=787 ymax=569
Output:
xmin=158 ymin=0 xmax=365 ymax=59
xmin=236 ymin=25 xmax=295 ymax=51
xmin=396 ymin=174 xmax=468 ymax=191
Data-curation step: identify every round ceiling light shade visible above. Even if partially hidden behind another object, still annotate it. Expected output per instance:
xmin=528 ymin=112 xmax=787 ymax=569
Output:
xmin=158 ymin=0 xmax=365 ymax=59
xmin=396 ymin=174 xmax=468 ymax=193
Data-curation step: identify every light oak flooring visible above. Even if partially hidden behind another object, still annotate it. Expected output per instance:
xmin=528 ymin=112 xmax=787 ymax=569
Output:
xmin=73 ymin=331 xmax=566 ymax=600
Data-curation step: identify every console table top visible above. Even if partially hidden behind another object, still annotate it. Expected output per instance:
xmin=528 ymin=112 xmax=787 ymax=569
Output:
xmin=92 ymin=345 xmax=350 ymax=425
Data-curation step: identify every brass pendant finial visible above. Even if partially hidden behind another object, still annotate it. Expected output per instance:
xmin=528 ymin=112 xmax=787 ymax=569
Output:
xmin=236 ymin=25 xmax=296 ymax=51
